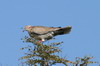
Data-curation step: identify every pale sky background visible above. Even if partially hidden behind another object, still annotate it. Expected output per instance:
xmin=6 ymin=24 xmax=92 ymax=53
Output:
xmin=0 ymin=0 xmax=100 ymax=66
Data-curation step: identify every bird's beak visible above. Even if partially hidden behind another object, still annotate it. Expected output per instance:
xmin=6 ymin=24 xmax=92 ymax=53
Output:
xmin=22 ymin=30 xmax=25 ymax=32
xmin=21 ymin=27 xmax=26 ymax=32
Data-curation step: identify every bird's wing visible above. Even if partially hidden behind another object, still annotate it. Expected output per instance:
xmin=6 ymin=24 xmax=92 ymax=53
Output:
xmin=31 ymin=26 xmax=60 ymax=35
xmin=53 ymin=26 xmax=72 ymax=36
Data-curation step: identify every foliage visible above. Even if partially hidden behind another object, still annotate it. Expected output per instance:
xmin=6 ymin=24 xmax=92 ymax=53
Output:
xmin=20 ymin=36 xmax=99 ymax=66
xmin=73 ymin=56 xmax=99 ymax=66
xmin=20 ymin=37 xmax=73 ymax=66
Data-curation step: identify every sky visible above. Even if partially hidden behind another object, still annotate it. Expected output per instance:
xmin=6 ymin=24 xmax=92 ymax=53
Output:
xmin=0 ymin=0 xmax=100 ymax=66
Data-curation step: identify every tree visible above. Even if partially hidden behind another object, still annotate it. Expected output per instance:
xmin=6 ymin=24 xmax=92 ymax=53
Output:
xmin=20 ymin=37 xmax=99 ymax=66
xmin=73 ymin=56 xmax=99 ymax=66
xmin=20 ymin=37 xmax=74 ymax=66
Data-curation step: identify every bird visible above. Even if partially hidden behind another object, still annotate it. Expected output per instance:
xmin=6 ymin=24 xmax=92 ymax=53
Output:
xmin=24 ymin=25 xmax=72 ymax=42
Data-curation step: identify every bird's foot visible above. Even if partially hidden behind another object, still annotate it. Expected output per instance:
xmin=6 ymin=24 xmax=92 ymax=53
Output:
xmin=37 ymin=40 xmax=46 ymax=44
xmin=37 ymin=40 xmax=43 ymax=43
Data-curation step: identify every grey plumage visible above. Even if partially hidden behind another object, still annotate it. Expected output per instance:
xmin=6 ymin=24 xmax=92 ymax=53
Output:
xmin=24 ymin=25 xmax=72 ymax=42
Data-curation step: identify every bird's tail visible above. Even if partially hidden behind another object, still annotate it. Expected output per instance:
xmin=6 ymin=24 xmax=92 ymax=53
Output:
xmin=53 ymin=26 xmax=72 ymax=36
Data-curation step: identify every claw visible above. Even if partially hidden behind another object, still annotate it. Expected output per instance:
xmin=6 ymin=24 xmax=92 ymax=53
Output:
xmin=38 ymin=40 xmax=43 ymax=43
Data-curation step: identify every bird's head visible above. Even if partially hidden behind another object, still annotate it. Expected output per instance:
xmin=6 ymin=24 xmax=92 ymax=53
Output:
xmin=24 ymin=25 xmax=33 ymax=32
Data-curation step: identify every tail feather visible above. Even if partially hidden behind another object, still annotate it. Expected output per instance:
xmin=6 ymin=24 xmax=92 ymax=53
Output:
xmin=53 ymin=26 xmax=72 ymax=36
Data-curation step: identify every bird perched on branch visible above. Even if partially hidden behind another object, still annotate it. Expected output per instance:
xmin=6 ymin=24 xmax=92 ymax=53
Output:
xmin=24 ymin=25 xmax=72 ymax=42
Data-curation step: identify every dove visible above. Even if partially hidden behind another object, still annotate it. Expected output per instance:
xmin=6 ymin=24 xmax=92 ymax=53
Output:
xmin=24 ymin=25 xmax=72 ymax=42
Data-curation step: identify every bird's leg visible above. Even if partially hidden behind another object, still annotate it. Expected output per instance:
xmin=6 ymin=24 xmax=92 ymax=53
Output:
xmin=38 ymin=40 xmax=43 ymax=43
xmin=38 ymin=39 xmax=45 ymax=43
